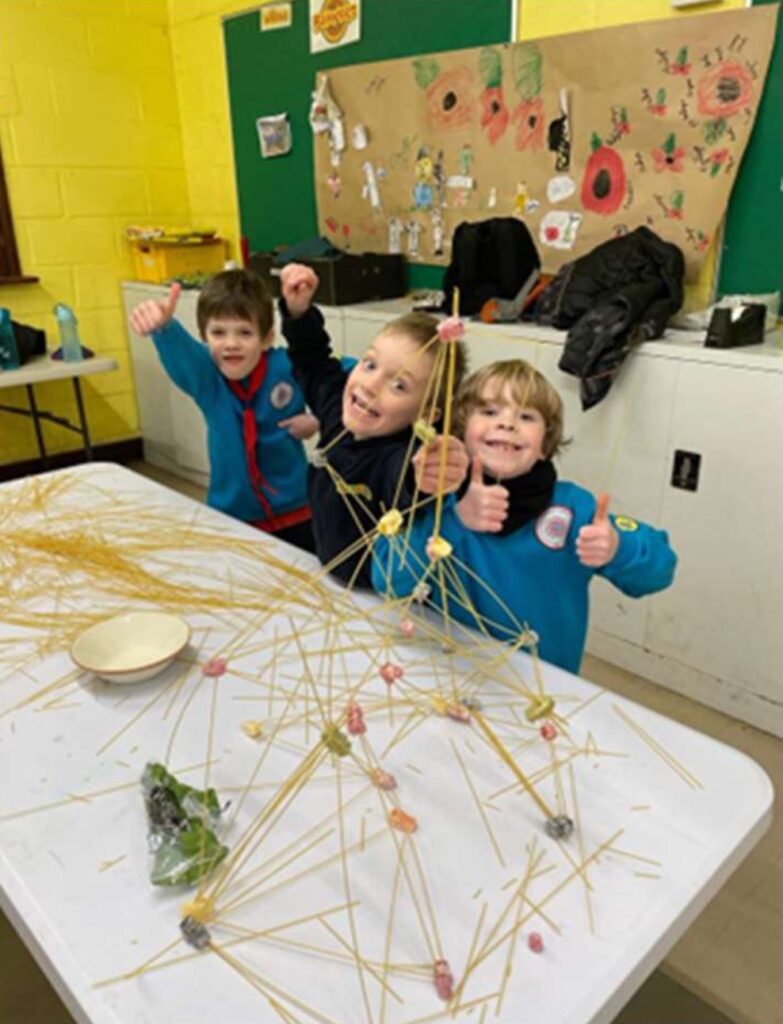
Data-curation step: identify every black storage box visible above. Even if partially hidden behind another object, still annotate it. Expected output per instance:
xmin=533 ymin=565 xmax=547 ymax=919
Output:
xmin=250 ymin=251 xmax=406 ymax=306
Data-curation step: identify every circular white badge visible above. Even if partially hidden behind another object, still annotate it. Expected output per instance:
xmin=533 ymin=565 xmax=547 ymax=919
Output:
xmin=270 ymin=381 xmax=294 ymax=410
xmin=534 ymin=506 xmax=573 ymax=550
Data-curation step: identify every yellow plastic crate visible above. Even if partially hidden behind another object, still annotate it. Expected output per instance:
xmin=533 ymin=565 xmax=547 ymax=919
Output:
xmin=131 ymin=238 xmax=226 ymax=283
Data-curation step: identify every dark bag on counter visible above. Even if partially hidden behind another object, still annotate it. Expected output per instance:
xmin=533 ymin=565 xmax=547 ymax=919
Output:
xmin=442 ymin=218 xmax=540 ymax=316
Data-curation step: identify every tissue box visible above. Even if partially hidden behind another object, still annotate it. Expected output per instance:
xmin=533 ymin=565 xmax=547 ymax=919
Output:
xmin=250 ymin=252 xmax=406 ymax=306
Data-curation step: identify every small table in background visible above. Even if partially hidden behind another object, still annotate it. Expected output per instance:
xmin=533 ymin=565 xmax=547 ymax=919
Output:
xmin=0 ymin=353 xmax=118 ymax=465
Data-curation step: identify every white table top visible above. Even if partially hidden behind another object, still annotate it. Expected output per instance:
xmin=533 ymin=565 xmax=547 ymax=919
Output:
xmin=0 ymin=353 xmax=118 ymax=390
xmin=0 ymin=464 xmax=772 ymax=1024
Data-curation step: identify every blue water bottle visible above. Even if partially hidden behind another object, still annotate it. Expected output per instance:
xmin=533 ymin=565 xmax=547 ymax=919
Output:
xmin=0 ymin=308 xmax=20 ymax=370
xmin=53 ymin=303 xmax=84 ymax=362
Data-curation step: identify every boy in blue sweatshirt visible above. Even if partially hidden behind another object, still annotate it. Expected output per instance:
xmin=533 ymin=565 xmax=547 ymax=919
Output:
xmin=372 ymin=359 xmax=676 ymax=673
xmin=129 ymin=270 xmax=316 ymax=551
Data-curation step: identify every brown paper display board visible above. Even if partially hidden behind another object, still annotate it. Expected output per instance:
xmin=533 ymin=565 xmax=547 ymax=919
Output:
xmin=314 ymin=6 xmax=778 ymax=281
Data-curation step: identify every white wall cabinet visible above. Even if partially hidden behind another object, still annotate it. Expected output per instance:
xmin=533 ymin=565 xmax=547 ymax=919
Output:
xmin=124 ymin=284 xmax=783 ymax=735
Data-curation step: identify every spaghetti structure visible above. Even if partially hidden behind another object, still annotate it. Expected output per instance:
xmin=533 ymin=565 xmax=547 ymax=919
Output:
xmin=0 ymin=322 xmax=703 ymax=1024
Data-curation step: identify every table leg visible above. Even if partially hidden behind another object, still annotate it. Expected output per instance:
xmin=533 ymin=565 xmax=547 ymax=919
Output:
xmin=25 ymin=385 xmax=48 ymax=468
xmin=72 ymin=378 xmax=93 ymax=461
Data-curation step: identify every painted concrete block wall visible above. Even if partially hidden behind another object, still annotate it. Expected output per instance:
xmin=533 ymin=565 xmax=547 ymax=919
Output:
xmin=167 ymin=0 xmax=251 ymax=259
xmin=0 ymin=0 xmax=188 ymax=464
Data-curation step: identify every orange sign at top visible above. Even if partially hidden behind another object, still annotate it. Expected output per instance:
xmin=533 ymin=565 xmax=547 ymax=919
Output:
xmin=310 ymin=0 xmax=361 ymax=53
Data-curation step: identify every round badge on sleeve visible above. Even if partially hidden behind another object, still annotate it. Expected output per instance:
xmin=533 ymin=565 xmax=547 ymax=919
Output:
xmin=270 ymin=381 xmax=294 ymax=410
xmin=534 ymin=506 xmax=573 ymax=550
xmin=614 ymin=515 xmax=638 ymax=532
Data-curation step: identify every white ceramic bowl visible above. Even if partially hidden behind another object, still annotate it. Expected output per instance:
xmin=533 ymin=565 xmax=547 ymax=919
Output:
xmin=70 ymin=611 xmax=191 ymax=684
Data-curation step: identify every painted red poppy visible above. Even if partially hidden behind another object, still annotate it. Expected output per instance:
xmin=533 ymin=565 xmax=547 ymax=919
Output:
xmin=480 ymin=86 xmax=510 ymax=145
xmin=697 ymin=62 xmax=753 ymax=118
xmin=425 ymin=66 xmax=476 ymax=132
xmin=652 ymin=144 xmax=686 ymax=173
xmin=513 ymin=98 xmax=545 ymax=151
xmin=581 ymin=141 xmax=627 ymax=216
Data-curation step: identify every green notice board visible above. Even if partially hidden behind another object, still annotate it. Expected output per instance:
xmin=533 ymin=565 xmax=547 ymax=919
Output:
xmin=719 ymin=0 xmax=782 ymax=304
xmin=223 ymin=0 xmax=512 ymax=290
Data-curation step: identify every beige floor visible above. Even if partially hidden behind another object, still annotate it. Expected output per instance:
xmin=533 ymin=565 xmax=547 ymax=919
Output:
xmin=2 ymin=461 xmax=780 ymax=1024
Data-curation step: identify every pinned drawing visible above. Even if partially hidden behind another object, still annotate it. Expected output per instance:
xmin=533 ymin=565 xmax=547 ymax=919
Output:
xmin=312 ymin=6 xmax=778 ymax=276
xmin=256 ymin=113 xmax=292 ymax=158
xmin=539 ymin=209 xmax=583 ymax=250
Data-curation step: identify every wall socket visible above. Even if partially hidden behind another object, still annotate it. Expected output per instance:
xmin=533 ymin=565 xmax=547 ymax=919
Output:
xmin=672 ymin=450 xmax=701 ymax=491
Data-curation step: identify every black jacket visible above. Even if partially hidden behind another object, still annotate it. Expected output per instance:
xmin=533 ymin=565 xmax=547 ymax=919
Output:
xmin=535 ymin=227 xmax=684 ymax=409
xmin=280 ymin=302 xmax=415 ymax=588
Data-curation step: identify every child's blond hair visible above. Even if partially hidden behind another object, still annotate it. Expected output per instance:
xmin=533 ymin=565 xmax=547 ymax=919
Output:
xmin=378 ymin=313 xmax=468 ymax=416
xmin=456 ymin=360 xmax=566 ymax=458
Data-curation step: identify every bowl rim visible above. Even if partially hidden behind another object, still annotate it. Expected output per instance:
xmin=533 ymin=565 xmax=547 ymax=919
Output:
xmin=70 ymin=611 xmax=191 ymax=676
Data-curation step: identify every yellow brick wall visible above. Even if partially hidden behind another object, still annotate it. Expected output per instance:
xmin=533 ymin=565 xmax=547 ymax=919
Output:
xmin=167 ymin=0 xmax=258 ymax=262
xmin=0 ymin=0 xmax=188 ymax=465
xmin=516 ymin=0 xmax=745 ymax=311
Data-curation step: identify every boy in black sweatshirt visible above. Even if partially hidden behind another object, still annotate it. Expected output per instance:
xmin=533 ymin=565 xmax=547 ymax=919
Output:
xmin=280 ymin=263 xmax=468 ymax=588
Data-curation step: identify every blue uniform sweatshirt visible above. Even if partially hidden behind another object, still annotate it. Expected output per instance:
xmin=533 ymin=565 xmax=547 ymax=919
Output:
xmin=372 ymin=481 xmax=676 ymax=673
xmin=152 ymin=320 xmax=309 ymax=526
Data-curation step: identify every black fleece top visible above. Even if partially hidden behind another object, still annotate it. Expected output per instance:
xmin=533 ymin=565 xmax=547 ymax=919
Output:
xmin=280 ymin=301 xmax=416 ymax=588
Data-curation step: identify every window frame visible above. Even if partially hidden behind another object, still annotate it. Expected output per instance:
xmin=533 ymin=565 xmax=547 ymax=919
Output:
xmin=0 ymin=147 xmax=38 ymax=285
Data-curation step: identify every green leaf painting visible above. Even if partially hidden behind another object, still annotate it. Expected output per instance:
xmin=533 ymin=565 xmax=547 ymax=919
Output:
xmin=511 ymin=44 xmax=542 ymax=102
xmin=413 ymin=57 xmax=440 ymax=90
xmin=479 ymin=46 xmax=503 ymax=89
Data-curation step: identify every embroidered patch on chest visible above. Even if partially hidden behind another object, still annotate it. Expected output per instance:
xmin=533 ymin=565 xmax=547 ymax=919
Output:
xmin=534 ymin=505 xmax=573 ymax=550
xmin=270 ymin=381 xmax=294 ymax=410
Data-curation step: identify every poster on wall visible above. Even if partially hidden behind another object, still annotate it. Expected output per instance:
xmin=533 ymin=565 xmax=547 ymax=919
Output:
xmin=309 ymin=0 xmax=361 ymax=55
xmin=311 ymin=6 xmax=778 ymax=280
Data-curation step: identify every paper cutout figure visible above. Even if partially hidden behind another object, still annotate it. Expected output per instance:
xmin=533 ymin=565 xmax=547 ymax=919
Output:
xmin=362 ymin=161 xmax=381 ymax=209
xmin=406 ymin=220 xmax=422 ymax=259
xmin=388 ymin=216 xmax=403 ymax=254
xmin=351 ymin=123 xmax=369 ymax=149
xmin=547 ymin=88 xmax=571 ymax=171
xmin=431 ymin=207 xmax=444 ymax=256
xmin=309 ymin=73 xmax=345 ymax=167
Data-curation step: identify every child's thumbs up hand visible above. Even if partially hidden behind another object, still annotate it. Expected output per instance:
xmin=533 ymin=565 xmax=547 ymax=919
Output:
xmin=280 ymin=263 xmax=319 ymax=318
xmin=576 ymin=492 xmax=619 ymax=567
xmin=456 ymin=457 xmax=510 ymax=532
xmin=130 ymin=282 xmax=181 ymax=337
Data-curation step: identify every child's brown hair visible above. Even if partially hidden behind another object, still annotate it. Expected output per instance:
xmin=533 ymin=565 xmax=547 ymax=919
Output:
xmin=197 ymin=269 xmax=274 ymax=338
xmin=379 ymin=313 xmax=468 ymax=417
xmin=456 ymin=360 xmax=566 ymax=458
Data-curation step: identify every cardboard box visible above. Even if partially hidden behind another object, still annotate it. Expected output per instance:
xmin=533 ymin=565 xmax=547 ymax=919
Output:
xmin=250 ymin=251 xmax=406 ymax=305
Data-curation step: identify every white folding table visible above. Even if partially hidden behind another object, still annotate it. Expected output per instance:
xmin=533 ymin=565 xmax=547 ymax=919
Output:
xmin=0 ymin=464 xmax=772 ymax=1024
xmin=0 ymin=354 xmax=118 ymax=465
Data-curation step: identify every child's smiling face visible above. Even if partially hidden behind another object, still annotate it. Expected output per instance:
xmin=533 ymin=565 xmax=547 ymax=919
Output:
xmin=463 ymin=381 xmax=547 ymax=480
xmin=205 ymin=316 xmax=273 ymax=381
xmin=342 ymin=330 xmax=435 ymax=441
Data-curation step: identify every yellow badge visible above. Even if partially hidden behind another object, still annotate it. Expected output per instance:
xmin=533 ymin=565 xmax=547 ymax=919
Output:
xmin=336 ymin=481 xmax=373 ymax=502
xmin=614 ymin=515 xmax=638 ymax=532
